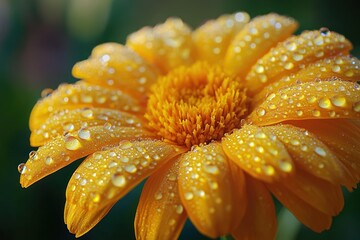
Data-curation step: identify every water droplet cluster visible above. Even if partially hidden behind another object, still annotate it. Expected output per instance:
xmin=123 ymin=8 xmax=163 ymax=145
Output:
xmin=222 ymin=125 xmax=294 ymax=182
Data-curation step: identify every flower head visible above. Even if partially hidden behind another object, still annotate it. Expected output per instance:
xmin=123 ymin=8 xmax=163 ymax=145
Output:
xmin=19 ymin=12 xmax=360 ymax=239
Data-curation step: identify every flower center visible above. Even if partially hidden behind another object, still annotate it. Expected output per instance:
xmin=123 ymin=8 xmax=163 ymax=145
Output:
xmin=145 ymin=62 xmax=248 ymax=148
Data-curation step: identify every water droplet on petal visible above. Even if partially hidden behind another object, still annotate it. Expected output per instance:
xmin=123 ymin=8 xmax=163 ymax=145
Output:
xmin=353 ymin=101 xmax=360 ymax=112
xmin=318 ymin=97 xmax=332 ymax=109
xmin=45 ymin=156 xmax=54 ymax=165
xmin=154 ymin=192 xmax=163 ymax=200
xmin=125 ymin=164 xmax=137 ymax=173
xmin=65 ymin=136 xmax=82 ymax=150
xmin=78 ymin=128 xmax=91 ymax=140
xmin=256 ymin=107 xmax=266 ymax=117
xmin=29 ymin=151 xmax=38 ymax=160
xmin=279 ymin=160 xmax=292 ymax=172
xmin=319 ymin=27 xmax=330 ymax=36
xmin=112 ymin=173 xmax=126 ymax=187
xmin=262 ymin=165 xmax=275 ymax=176
xmin=203 ymin=164 xmax=219 ymax=175
xmin=184 ymin=192 xmax=194 ymax=200
xmin=331 ymin=95 xmax=346 ymax=107
xmin=18 ymin=163 xmax=26 ymax=174
xmin=315 ymin=147 xmax=327 ymax=157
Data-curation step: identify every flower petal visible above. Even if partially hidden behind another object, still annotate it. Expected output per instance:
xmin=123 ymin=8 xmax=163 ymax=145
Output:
xmin=249 ymin=80 xmax=360 ymax=126
xmin=193 ymin=12 xmax=250 ymax=63
xmin=31 ymin=108 xmax=146 ymax=146
xmin=267 ymin=182 xmax=332 ymax=232
xmin=135 ymin=159 xmax=187 ymax=240
xmin=222 ymin=125 xmax=294 ymax=182
xmin=225 ymin=13 xmax=298 ymax=78
xmin=252 ymin=55 xmax=360 ymax=107
xmin=20 ymin=126 xmax=155 ymax=188
xmin=29 ymin=81 xmax=145 ymax=131
xmin=232 ymin=175 xmax=277 ymax=240
xmin=246 ymin=30 xmax=352 ymax=95
xmin=72 ymin=43 xmax=158 ymax=97
xmin=291 ymin=119 xmax=360 ymax=189
xmin=263 ymin=124 xmax=351 ymax=188
xmin=283 ymin=169 xmax=344 ymax=216
xmin=178 ymin=143 xmax=247 ymax=238
xmin=126 ymin=18 xmax=193 ymax=74
xmin=65 ymin=140 xmax=186 ymax=237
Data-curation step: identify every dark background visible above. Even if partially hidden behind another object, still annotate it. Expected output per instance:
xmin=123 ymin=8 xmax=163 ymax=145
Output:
xmin=1 ymin=0 xmax=359 ymax=239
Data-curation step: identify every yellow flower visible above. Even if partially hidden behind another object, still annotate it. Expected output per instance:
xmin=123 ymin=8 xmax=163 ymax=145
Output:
xmin=19 ymin=12 xmax=360 ymax=239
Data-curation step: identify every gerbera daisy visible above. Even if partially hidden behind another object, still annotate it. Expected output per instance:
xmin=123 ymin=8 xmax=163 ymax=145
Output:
xmin=19 ymin=12 xmax=360 ymax=239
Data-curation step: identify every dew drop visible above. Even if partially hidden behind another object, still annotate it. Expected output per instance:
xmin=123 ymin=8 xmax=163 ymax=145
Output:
xmin=279 ymin=160 xmax=292 ymax=172
xmin=353 ymin=101 xmax=360 ymax=112
xmin=81 ymin=108 xmax=94 ymax=119
xmin=203 ymin=164 xmax=219 ymax=175
xmin=41 ymin=88 xmax=53 ymax=98
xmin=286 ymin=42 xmax=297 ymax=51
xmin=255 ymin=132 xmax=267 ymax=139
xmin=78 ymin=128 xmax=91 ymax=140
xmin=18 ymin=163 xmax=26 ymax=174
xmin=318 ymin=97 xmax=332 ymax=109
xmin=65 ymin=136 xmax=82 ymax=150
xmin=312 ymin=110 xmax=321 ymax=117
xmin=80 ymin=179 xmax=87 ymax=186
xmin=315 ymin=147 xmax=327 ymax=157
xmin=184 ymin=192 xmax=194 ymax=200
xmin=256 ymin=107 xmax=266 ymax=117
xmin=125 ymin=164 xmax=137 ymax=173
xmin=319 ymin=27 xmax=330 ymax=36
xmin=176 ymin=205 xmax=184 ymax=214
xmin=331 ymin=95 xmax=346 ymax=107
xmin=112 ymin=173 xmax=126 ymax=187
xmin=255 ymin=65 xmax=265 ymax=73
xmin=63 ymin=123 xmax=75 ymax=132
xmin=262 ymin=165 xmax=275 ymax=176
xmin=45 ymin=156 xmax=54 ymax=165
xmin=154 ymin=192 xmax=163 ymax=200
xmin=29 ymin=151 xmax=38 ymax=160
xmin=103 ymin=122 xmax=113 ymax=130
xmin=92 ymin=193 xmax=101 ymax=203
xmin=284 ymin=62 xmax=294 ymax=70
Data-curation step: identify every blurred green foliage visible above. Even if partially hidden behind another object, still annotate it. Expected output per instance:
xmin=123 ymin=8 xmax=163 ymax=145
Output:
xmin=1 ymin=0 xmax=359 ymax=239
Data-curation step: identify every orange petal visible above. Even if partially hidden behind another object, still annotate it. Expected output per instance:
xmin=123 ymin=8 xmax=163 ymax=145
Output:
xmin=193 ymin=12 xmax=250 ymax=63
xmin=252 ymin=56 xmax=360 ymax=107
xmin=267 ymin=182 xmax=332 ymax=232
xmin=246 ymin=30 xmax=352 ymax=94
xmin=30 ymin=108 xmax=146 ymax=146
xmin=178 ymin=143 xmax=247 ymax=238
xmin=135 ymin=159 xmax=187 ymax=240
xmin=72 ymin=43 xmax=158 ymax=97
xmin=224 ymin=13 xmax=298 ymax=78
xmin=29 ymin=81 xmax=145 ymax=131
xmin=291 ymin=119 xmax=360 ymax=189
xmin=282 ymin=170 xmax=343 ymax=216
xmin=126 ymin=18 xmax=193 ymax=74
xmin=20 ymin=126 xmax=155 ymax=188
xmin=65 ymin=140 xmax=186 ymax=237
xmin=232 ymin=175 xmax=277 ymax=240
xmin=248 ymin=80 xmax=360 ymax=126
xmin=263 ymin=124 xmax=350 ymax=188
xmin=222 ymin=125 xmax=294 ymax=182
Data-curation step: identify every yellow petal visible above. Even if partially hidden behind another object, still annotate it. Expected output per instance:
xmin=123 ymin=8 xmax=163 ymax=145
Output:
xmin=267 ymin=182 xmax=332 ymax=232
xmin=292 ymin=119 xmax=360 ymax=189
xmin=249 ymin=80 xmax=360 ymax=126
xmin=72 ymin=43 xmax=158 ymax=97
xmin=263 ymin=124 xmax=349 ymax=187
xmin=135 ymin=159 xmax=187 ymax=240
xmin=222 ymin=125 xmax=294 ymax=182
xmin=232 ymin=175 xmax=277 ymax=240
xmin=178 ymin=143 xmax=247 ymax=238
xmin=252 ymin=55 xmax=360 ymax=107
xmin=193 ymin=12 xmax=250 ymax=63
xmin=20 ymin=126 xmax=155 ymax=188
xmin=65 ymin=140 xmax=186 ymax=237
xmin=246 ymin=30 xmax=352 ymax=95
xmin=225 ymin=13 xmax=298 ymax=78
xmin=126 ymin=18 xmax=193 ymax=74
xmin=29 ymin=81 xmax=145 ymax=131
xmin=30 ymin=108 xmax=146 ymax=146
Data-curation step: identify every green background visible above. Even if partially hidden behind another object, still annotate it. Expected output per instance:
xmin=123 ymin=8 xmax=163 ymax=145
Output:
xmin=1 ymin=0 xmax=359 ymax=239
